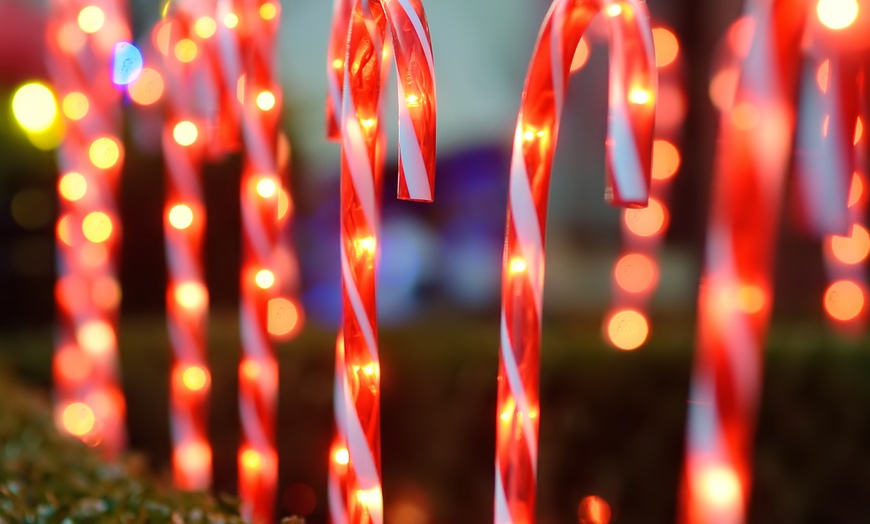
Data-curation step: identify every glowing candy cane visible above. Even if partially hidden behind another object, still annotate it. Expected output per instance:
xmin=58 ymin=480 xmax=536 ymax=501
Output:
xmin=606 ymin=23 xmax=685 ymax=351
xmin=159 ymin=3 xmax=219 ymax=490
xmin=339 ymin=1 xmax=436 ymax=522
xmin=681 ymin=0 xmax=808 ymax=522
xmin=495 ymin=1 xmax=655 ymax=522
xmin=47 ymin=0 xmax=131 ymax=457
xmin=326 ymin=0 xmax=353 ymax=140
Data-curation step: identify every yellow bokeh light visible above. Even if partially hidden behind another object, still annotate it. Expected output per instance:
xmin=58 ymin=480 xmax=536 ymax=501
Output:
xmin=241 ymin=359 xmax=261 ymax=380
xmin=255 ymin=269 xmax=276 ymax=289
xmin=59 ymin=172 xmax=88 ymax=201
xmin=355 ymin=236 xmax=376 ymax=255
xmin=356 ymin=488 xmax=383 ymax=510
xmin=77 ymin=320 xmax=115 ymax=355
xmin=173 ymin=121 xmax=198 ymax=146
xmin=361 ymin=118 xmax=376 ymax=130
xmin=168 ymin=204 xmax=194 ymax=230
xmin=738 ymin=284 xmax=766 ymax=314
xmin=334 ymin=447 xmax=349 ymax=465
xmin=176 ymin=441 xmax=212 ymax=471
xmin=181 ymin=365 xmax=209 ymax=391
xmin=607 ymin=4 xmax=623 ymax=16
xmin=698 ymin=466 xmax=742 ymax=509
xmin=175 ymin=39 xmax=198 ymax=63
xmin=406 ymin=94 xmax=420 ymax=107
xmin=175 ymin=281 xmax=208 ymax=310
xmin=12 ymin=83 xmax=58 ymax=133
xmin=606 ymin=309 xmax=649 ymax=350
xmin=194 ymin=17 xmax=217 ymax=39
xmin=260 ymin=2 xmax=278 ymax=20
xmin=509 ymin=256 xmax=527 ymax=274
xmin=62 ymin=92 xmax=89 ymax=121
xmin=628 ymin=88 xmax=652 ymax=105
xmin=82 ymin=211 xmax=113 ymax=243
xmin=848 ymin=173 xmax=864 ymax=208
xmin=278 ymin=188 xmax=291 ymax=219
xmin=57 ymin=215 xmax=74 ymax=246
xmin=256 ymin=90 xmax=276 ymax=111
xmin=241 ymin=448 xmax=263 ymax=470
xmin=224 ymin=13 xmax=239 ymax=28
xmin=62 ymin=402 xmax=96 ymax=436
xmin=817 ymin=0 xmax=859 ymax=30
xmin=88 ymin=137 xmax=121 ymax=169
xmin=333 ymin=58 xmax=344 ymax=69
xmin=78 ymin=6 xmax=105 ymax=34
xmin=256 ymin=177 xmax=277 ymax=198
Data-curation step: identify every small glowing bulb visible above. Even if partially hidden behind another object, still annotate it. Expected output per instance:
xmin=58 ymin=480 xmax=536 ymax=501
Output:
xmin=194 ymin=17 xmax=217 ymax=39
xmin=181 ymin=365 xmax=209 ymax=391
xmin=59 ymin=172 xmax=88 ymax=201
xmin=406 ymin=94 xmax=420 ymax=106
xmin=241 ymin=359 xmax=261 ymax=380
xmin=607 ymin=4 xmax=623 ymax=16
xmin=699 ymin=466 xmax=742 ymax=509
xmin=256 ymin=178 xmax=277 ymax=198
xmin=12 ymin=83 xmax=58 ymax=133
xmin=334 ymin=448 xmax=350 ymax=465
xmin=77 ymin=320 xmax=115 ymax=355
xmin=224 ymin=13 xmax=239 ymax=28
xmin=62 ymin=402 xmax=96 ymax=436
xmin=629 ymin=88 xmax=652 ymax=105
xmin=362 ymin=363 xmax=376 ymax=376
xmin=356 ymin=236 xmax=376 ymax=254
xmin=817 ymin=0 xmax=859 ymax=30
xmin=241 ymin=448 xmax=263 ymax=470
xmin=78 ymin=6 xmax=105 ymax=34
xmin=168 ymin=204 xmax=194 ymax=230
xmin=509 ymin=257 xmax=528 ymax=274
xmin=62 ymin=92 xmax=89 ymax=121
xmin=173 ymin=121 xmax=198 ymax=146
xmin=333 ymin=58 xmax=344 ymax=69
xmin=82 ymin=211 xmax=113 ymax=243
xmin=255 ymin=269 xmax=275 ymax=289
xmin=256 ymin=90 xmax=276 ymax=111
xmin=175 ymin=281 xmax=207 ymax=310
xmin=260 ymin=2 xmax=278 ymax=20
xmin=361 ymin=118 xmax=376 ymax=129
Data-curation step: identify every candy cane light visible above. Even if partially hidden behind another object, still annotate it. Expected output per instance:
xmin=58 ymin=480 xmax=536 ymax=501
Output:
xmin=495 ymin=1 xmax=655 ymax=522
xmin=47 ymin=0 xmax=131 ymax=457
xmin=338 ymin=1 xmax=436 ymax=522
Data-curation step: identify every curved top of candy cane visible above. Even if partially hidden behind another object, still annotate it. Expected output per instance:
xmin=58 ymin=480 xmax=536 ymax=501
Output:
xmin=343 ymin=0 xmax=437 ymax=203
xmin=516 ymin=0 xmax=656 ymax=208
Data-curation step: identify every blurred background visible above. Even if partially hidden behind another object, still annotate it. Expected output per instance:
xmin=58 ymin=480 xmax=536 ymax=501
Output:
xmin=2 ymin=0 xmax=870 ymax=522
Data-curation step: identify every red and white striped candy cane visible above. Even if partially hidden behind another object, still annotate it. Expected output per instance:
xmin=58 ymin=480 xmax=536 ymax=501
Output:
xmin=496 ymin=0 xmax=655 ymax=522
xmin=47 ymin=0 xmax=130 ymax=458
xmin=680 ymin=1 xmax=808 ymax=522
xmin=159 ymin=4 xmax=219 ymax=490
xmin=606 ymin=23 xmax=685 ymax=351
xmin=339 ymin=1 xmax=436 ymax=522
xmin=326 ymin=0 xmax=353 ymax=141
xmin=329 ymin=332 xmax=350 ymax=524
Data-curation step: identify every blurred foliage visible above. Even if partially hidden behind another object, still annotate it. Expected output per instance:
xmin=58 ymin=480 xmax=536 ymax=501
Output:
xmin=0 ymin=370 xmax=250 ymax=523
xmin=1 ymin=312 xmax=870 ymax=522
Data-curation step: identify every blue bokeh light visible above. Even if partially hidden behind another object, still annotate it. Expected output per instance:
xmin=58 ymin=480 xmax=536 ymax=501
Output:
xmin=112 ymin=42 xmax=143 ymax=86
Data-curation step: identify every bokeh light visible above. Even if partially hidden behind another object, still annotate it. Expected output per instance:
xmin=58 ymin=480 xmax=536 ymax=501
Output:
xmin=82 ymin=211 xmax=113 ymax=243
xmin=173 ymin=121 xmax=198 ymax=146
xmin=614 ymin=253 xmax=657 ymax=293
xmin=57 ymin=214 xmax=74 ymax=246
xmin=268 ymin=298 xmax=300 ymax=337
xmin=59 ymin=172 xmax=88 ymax=201
xmin=848 ymin=173 xmax=864 ymax=207
xmin=830 ymin=224 xmax=870 ymax=264
xmin=62 ymin=92 xmax=89 ymax=121
xmin=128 ymin=68 xmax=164 ymax=105
xmin=260 ymin=2 xmax=279 ymax=20
xmin=194 ymin=17 xmax=217 ymax=39
xmin=257 ymin=90 xmax=276 ymax=111
xmin=155 ymin=21 xmax=172 ymax=56
xmin=824 ymin=280 xmax=865 ymax=321
xmin=652 ymin=27 xmax=679 ymax=68
xmin=652 ymin=140 xmax=681 ymax=180
xmin=738 ymin=284 xmax=766 ymax=314
xmin=817 ymin=0 xmax=859 ymax=30
xmin=570 ymin=38 xmax=589 ymax=72
xmin=175 ymin=281 xmax=208 ymax=311
xmin=578 ymin=495 xmax=612 ymax=524
xmin=606 ymin=309 xmax=649 ymax=350
xmin=181 ymin=365 xmax=209 ymax=391
xmin=709 ymin=67 xmax=739 ymax=111
xmin=88 ymin=137 xmax=121 ymax=169
xmin=77 ymin=320 xmax=116 ymax=355
xmin=817 ymin=60 xmax=830 ymax=93
xmin=61 ymin=402 xmax=96 ymax=436
xmin=224 ymin=13 xmax=239 ymax=28
xmin=77 ymin=5 xmax=105 ymax=34
xmin=175 ymin=38 xmax=198 ymax=63
xmin=256 ymin=177 xmax=277 ymax=198
xmin=168 ymin=204 xmax=194 ymax=230
xmin=509 ymin=256 xmax=527 ymax=274
xmin=55 ymin=346 xmax=91 ymax=383
xmin=255 ymin=269 xmax=276 ymax=289
xmin=175 ymin=441 xmax=212 ymax=471
xmin=624 ymin=198 xmax=667 ymax=237
xmin=334 ymin=447 xmax=349 ymax=465
xmin=698 ymin=465 xmax=742 ymax=510
xmin=241 ymin=448 xmax=263 ymax=470
xmin=629 ymin=88 xmax=652 ymax=105
xmin=112 ymin=42 xmax=143 ymax=85
xmin=731 ymin=102 xmax=759 ymax=130
xmin=12 ymin=83 xmax=58 ymax=133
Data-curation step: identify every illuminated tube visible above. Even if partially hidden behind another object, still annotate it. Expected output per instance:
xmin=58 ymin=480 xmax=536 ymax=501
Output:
xmin=495 ymin=0 xmax=655 ymax=522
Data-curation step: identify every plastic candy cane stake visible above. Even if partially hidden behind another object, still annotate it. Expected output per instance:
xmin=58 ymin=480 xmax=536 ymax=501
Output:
xmin=606 ymin=24 xmax=685 ymax=351
xmin=47 ymin=0 xmax=131 ymax=457
xmin=339 ymin=1 xmax=436 ymax=522
xmin=159 ymin=2 xmax=221 ymax=490
xmin=326 ymin=0 xmax=353 ymax=140
xmin=680 ymin=0 xmax=808 ymax=522
xmin=495 ymin=1 xmax=655 ymax=522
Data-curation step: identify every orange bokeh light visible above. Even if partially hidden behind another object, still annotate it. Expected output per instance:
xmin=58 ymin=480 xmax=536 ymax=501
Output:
xmin=77 ymin=320 xmax=115 ymax=356
xmin=738 ymin=284 xmax=766 ymax=314
xmin=855 ymin=118 xmax=863 ymax=145
xmin=709 ymin=68 xmax=739 ymax=112
xmin=570 ymin=38 xmax=589 ymax=72
xmin=174 ymin=281 xmax=208 ymax=311
xmin=652 ymin=28 xmax=679 ymax=68
xmin=606 ymin=309 xmax=650 ymax=350
xmin=816 ymin=60 xmax=830 ymax=93
xmin=824 ymin=280 xmax=865 ymax=321
xmin=614 ymin=253 xmax=657 ymax=294
xmin=57 ymin=214 xmax=74 ymax=246
xmin=92 ymin=276 xmax=121 ymax=310
xmin=241 ymin=448 xmax=263 ymax=470
xmin=830 ymin=224 xmax=870 ymax=264
xmin=268 ymin=298 xmax=300 ymax=337
xmin=728 ymin=17 xmax=754 ymax=57
xmin=175 ymin=441 xmax=212 ymax=471
xmin=848 ymin=173 xmax=864 ymax=207
xmin=128 ymin=68 xmax=164 ymax=106
xmin=624 ymin=198 xmax=668 ymax=237
xmin=61 ymin=402 xmax=95 ymax=436
xmin=652 ymin=140 xmax=681 ymax=180
xmin=55 ymin=346 xmax=91 ymax=383
xmin=731 ymin=102 xmax=759 ymax=130
xmin=578 ymin=495 xmax=612 ymax=524
xmin=241 ymin=359 xmax=261 ymax=380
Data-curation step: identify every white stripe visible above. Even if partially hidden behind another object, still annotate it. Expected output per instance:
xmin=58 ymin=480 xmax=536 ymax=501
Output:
xmin=549 ymin=1 xmax=566 ymax=116
xmin=342 ymin=370 xmax=383 ymax=523
xmin=608 ymin=101 xmax=646 ymax=203
xmin=500 ymin=315 xmax=539 ymax=471
xmin=391 ymin=0 xmax=436 ymax=77
xmin=396 ymin=82 xmax=432 ymax=201
xmin=494 ymin=459 xmax=513 ymax=524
